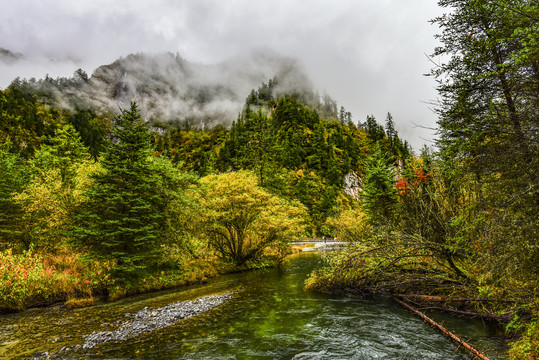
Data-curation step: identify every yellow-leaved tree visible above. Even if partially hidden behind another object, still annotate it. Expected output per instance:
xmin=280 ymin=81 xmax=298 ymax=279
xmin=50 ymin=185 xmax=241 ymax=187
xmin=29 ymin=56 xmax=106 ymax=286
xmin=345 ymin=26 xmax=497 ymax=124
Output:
xmin=14 ymin=124 xmax=97 ymax=251
xmin=325 ymin=207 xmax=371 ymax=243
xmin=195 ymin=170 xmax=307 ymax=265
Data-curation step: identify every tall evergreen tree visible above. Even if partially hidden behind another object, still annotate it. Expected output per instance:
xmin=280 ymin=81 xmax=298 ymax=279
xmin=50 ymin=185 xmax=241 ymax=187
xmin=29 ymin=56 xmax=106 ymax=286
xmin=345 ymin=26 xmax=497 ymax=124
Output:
xmin=385 ymin=112 xmax=396 ymax=143
xmin=361 ymin=144 xmax=398 ymax=224
xmin=73 ymin=103 xmax=167 ymax=281
xmin=364 ymin=115 xmax=386 ymax=142
xmin=243 ymin=108 xmax=279 ymax=187
xmin=339 ymin=106 xmax=346 ymax=124
xmin=68 ymin=109 xmax=110 ymax=159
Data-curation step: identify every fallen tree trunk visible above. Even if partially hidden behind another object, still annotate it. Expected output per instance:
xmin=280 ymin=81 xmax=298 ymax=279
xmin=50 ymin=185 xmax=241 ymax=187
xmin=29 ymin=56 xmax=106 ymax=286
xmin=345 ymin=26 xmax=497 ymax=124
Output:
xmin=418 ymin=306 xmax=512 ymax=322
xmin=400 ymin=294 xmax=520 ymax=304
xmin=393 ymin=297 xmax=491 ymax=360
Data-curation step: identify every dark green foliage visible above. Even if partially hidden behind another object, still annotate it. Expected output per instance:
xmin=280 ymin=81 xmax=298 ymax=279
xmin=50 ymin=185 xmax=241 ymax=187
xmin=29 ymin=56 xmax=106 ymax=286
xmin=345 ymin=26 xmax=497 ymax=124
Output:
xmin=363 ymin=113 xmax=411 ymax=162
xmin=0 ymin=87 xmax=60 ymax=157
xmin=0 ymin=143 xmax=29 ymax=249
xmin=361 ymin=144 xmax=398 ymax=223
xmin=238 ymin=108 xmax=279 ymax=186
xmin=34 ymin=124 xmax=91 ymax=184
xmin=432 ymin=0 xmax=539 ymax=283
xmin=384 ymin=112 xmax=396 ymax=142
xmin=363 ymin=115 xmax=386 ymax=142
xmin=156 ymin=125 xmax=227 ymax=176
xmin=73 ymin=103 xmax=169 ymax=280
xmin=68 ymin=109 xmax=111 ymax=159
xmin=0 ymin=86 xmax=111 ymax=160
xmin=215 ymin=96 xmax=370 ymax=233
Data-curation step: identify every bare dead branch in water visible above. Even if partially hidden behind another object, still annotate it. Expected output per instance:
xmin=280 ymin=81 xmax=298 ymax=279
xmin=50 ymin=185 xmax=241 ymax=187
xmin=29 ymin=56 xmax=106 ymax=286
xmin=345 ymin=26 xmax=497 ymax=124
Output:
xmin=393 ymin=297 xmax=491 ymax=360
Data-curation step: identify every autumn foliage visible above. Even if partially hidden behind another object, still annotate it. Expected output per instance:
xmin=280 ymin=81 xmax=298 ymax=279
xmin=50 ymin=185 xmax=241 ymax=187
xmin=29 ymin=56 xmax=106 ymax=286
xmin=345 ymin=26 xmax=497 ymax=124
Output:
xmin=0 ymin=248 xmax=110 ymax=310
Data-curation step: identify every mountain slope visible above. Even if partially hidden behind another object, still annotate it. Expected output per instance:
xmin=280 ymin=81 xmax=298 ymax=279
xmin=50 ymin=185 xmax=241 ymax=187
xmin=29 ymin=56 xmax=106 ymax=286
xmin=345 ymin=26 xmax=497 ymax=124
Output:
xmin=14 ymin=51 xmax=320 ymax=127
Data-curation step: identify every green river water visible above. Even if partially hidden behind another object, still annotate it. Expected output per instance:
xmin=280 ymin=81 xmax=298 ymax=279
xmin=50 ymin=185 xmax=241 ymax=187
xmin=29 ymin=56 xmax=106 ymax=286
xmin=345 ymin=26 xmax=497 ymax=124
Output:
xmin=1 ymin=252 xmax=507 ymax=359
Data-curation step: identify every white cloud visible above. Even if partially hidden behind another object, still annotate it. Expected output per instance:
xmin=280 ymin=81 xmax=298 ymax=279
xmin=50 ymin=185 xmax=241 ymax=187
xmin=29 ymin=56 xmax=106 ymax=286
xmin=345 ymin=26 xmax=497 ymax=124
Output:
xmin=0 ymin=0 xmax=444 ymax=149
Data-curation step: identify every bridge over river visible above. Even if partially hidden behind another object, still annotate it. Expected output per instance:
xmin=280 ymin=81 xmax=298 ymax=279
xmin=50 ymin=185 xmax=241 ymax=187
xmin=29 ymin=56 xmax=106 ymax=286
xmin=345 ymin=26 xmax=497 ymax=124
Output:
xmin=290 ymin=238 xmax=348 ymax=251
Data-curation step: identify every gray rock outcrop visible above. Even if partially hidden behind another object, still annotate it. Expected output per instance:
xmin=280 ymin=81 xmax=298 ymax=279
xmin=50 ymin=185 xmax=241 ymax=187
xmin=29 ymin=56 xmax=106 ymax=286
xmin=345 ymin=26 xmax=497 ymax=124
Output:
xmin=343 ymin=172 xmax=363 ymax=201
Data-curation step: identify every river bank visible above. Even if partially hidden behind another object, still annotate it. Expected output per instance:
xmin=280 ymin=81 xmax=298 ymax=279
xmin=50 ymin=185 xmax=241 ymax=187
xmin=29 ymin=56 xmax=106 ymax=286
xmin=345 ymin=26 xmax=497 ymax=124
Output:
xmin=1 ymin=240 xmax=344 ymax=314
xmin=0 ymin=252 xmax=507 ymax=359
xmin=305 ymin=243 xmax=536 ymax=360
xmin=31 ymin=292 xmax=234 ymax=359
xmin=0 ymin=247 xmax=278 ymax=314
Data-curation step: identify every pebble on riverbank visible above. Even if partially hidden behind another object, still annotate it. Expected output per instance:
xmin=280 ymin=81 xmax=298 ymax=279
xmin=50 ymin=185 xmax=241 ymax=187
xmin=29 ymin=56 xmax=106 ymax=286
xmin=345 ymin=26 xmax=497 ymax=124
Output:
xmin=31 ymin=292 xmax=234 ymax=359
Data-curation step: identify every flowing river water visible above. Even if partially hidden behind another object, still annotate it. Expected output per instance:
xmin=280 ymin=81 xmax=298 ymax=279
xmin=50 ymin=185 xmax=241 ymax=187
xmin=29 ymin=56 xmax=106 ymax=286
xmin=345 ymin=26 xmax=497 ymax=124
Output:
xmin=1 ymin=252 xmax=507 ymax=359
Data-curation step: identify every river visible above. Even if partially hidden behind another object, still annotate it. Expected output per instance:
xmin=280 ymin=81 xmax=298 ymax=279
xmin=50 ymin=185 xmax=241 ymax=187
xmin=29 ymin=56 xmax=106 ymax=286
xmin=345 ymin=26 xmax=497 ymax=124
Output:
xmin=1 ymin=252 xmax=507 ymax=359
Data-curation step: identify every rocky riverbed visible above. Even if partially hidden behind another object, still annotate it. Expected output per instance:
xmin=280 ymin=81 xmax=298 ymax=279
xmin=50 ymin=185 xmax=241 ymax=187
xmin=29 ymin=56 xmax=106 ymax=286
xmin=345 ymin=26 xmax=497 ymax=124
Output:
xmin=31 ymin=292 xmax=233 ymax=359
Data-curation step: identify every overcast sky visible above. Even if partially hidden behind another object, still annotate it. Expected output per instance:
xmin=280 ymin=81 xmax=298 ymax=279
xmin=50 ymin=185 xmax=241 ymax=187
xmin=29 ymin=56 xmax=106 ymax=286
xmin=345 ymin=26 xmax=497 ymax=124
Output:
xmin=0 ymin=0 xmax=444 ymax=149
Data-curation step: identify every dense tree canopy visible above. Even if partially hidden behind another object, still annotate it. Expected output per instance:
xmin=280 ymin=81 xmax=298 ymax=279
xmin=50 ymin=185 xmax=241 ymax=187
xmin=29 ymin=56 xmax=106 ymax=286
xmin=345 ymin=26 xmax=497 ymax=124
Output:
xmin=73 ymin=103 xmax=172 ymax=280
xmin=432 ymin=0 xmax=539 ymax=282
xmin=361 ymin=144 xmax=398 ymax=224
xmin=0 ymin=143 xmax=29 ymax=250
xmin=195 ymin=171 xmax=307 ymax=266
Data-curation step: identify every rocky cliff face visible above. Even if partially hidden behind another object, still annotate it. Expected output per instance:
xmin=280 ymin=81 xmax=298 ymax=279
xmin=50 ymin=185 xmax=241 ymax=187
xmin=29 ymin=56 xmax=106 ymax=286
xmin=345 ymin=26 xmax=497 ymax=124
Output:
xmin=343 ymin=172 xmax=363 ymax=201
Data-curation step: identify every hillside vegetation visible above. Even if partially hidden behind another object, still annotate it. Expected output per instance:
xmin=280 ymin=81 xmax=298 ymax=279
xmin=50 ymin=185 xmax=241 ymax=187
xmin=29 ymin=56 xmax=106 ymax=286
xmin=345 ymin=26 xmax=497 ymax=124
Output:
xmin=0 ymin=67 xmax=410 ymax=310
xmin=1 ymin=1 xmax=538 ymax=355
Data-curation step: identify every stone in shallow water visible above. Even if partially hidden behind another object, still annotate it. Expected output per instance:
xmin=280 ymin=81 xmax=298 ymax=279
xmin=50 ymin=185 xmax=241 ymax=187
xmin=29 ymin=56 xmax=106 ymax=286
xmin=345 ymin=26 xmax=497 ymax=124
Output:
xmin=32 ymin=292 xmax=233 ymax=359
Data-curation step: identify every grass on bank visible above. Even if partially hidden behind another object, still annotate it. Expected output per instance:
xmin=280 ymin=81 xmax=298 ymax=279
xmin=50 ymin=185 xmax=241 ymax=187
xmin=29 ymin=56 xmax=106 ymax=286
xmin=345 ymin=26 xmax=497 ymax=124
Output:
xmin=0 ymin=248 xmax=109 ymax=310
xmin=0 ymin=246 xmax=285 ymax=312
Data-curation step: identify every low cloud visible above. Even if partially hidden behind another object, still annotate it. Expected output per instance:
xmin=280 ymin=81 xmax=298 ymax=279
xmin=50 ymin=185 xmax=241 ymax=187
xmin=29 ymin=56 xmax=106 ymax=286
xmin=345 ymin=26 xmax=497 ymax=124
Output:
xmin=0 ymin=0 xmax=444 ymax=149
xmin=14 ymin=51 xmax=319 ymax=129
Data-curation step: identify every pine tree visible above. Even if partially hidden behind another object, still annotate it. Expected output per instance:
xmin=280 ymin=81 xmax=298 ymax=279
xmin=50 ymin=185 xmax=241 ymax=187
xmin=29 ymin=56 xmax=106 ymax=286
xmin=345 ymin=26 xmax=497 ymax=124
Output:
xmin=364 ymin=115 xmax=385 ymax=142
xmin=339 ymin=106 xmax=346 ymax=124
xmin=385 ymin=112 xmax=396 ymax=143
xmin=242 ymin=108 xmax=279 ymax=187
xmin=362 ymin=144 xmax=398 ymax=224
xmin=68 ymin=109 xmax=109 ymax=159
xmin=73 ymin=103 xmax=167 ymax=281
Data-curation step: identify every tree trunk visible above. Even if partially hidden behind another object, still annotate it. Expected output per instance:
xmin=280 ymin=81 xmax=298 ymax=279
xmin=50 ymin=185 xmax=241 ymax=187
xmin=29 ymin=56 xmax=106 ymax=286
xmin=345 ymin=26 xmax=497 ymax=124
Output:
xmin=393 ymin=297 xmax=491 ymax=360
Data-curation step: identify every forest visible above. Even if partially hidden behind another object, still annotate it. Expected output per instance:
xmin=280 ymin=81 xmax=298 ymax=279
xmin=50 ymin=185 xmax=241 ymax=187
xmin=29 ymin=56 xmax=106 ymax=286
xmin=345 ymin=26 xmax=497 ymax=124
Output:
xmin=306 ymin=2 xmax=538 ymax=358
xmin=0 ymin=75 xmax=410 ymax=302
xmin=0 ymin=0 xmax=538 ymax=358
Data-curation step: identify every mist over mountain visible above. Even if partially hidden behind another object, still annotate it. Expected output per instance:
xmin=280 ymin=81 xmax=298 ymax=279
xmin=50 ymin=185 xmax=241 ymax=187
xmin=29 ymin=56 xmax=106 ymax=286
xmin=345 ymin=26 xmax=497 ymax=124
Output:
xmin=13 ymin=51 xmax=333 ymax=127
xmin=0 ymin=48 xmax=24 ymax=64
